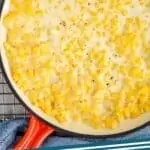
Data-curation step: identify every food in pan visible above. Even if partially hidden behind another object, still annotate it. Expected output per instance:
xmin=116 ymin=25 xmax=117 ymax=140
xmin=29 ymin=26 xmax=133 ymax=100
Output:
xmin=2 ymin=0 xmax=150 ymax=129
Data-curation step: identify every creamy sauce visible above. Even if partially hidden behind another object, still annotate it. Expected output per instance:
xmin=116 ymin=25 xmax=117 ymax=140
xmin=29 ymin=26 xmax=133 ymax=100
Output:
xmin=0 ymin=0 xmax=150 ymax=135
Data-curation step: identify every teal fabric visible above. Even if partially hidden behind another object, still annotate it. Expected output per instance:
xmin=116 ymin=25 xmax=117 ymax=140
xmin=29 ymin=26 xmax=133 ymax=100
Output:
xmin=41 ymin=138 xmax=150 ymax=150
xmin=0 ymin=119 xmax=150 ymax=150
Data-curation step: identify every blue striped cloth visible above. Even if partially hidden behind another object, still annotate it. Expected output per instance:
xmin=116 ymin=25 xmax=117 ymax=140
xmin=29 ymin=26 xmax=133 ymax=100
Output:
xmin=42 ymin=139 xmax=150 ymax=150
xmin=0 ymin=119 xmax=149 ymax=150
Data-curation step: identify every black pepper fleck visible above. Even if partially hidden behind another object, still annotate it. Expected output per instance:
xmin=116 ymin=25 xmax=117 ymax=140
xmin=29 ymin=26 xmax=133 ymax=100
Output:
xmin=60 ymin=20 xmax=66 ymax=26
xmin=85 ymin=22 xmax=88 ymax=25
xmin=114 ymin=53 xmax=118 ymax=57
xmin=110 ymin=76 xmax=114 ymax=80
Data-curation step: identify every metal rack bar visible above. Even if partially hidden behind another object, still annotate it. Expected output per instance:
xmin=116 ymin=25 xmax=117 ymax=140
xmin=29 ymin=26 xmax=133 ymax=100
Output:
xmin=0 ymin=64 xmax=28 ymax=121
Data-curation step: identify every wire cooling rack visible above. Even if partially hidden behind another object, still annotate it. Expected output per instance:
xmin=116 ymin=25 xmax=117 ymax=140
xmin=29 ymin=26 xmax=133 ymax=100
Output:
xmin=0 ymin=0 xmax=28 ymax=121
xmin=0 ymin=64 xmax=28 ymax=121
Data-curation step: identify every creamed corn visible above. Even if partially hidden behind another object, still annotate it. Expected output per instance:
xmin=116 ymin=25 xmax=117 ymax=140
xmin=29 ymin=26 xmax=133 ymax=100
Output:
xmin=3 ymin=0 xmax=150 ymax=129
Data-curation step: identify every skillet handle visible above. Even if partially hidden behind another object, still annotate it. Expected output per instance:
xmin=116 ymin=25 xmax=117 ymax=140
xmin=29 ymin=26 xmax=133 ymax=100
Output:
xmin=14 ymin=116 xmax=55 ymax=150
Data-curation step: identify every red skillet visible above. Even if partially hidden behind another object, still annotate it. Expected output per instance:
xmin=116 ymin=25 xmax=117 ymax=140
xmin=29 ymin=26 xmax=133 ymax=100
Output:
xmin=14 ymin=116 xmax=54 ymax=150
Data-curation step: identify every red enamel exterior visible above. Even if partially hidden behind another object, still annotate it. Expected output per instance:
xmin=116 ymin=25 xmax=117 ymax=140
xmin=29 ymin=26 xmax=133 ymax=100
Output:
xmin=14 ymin=116 xmax=55 ymax=150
